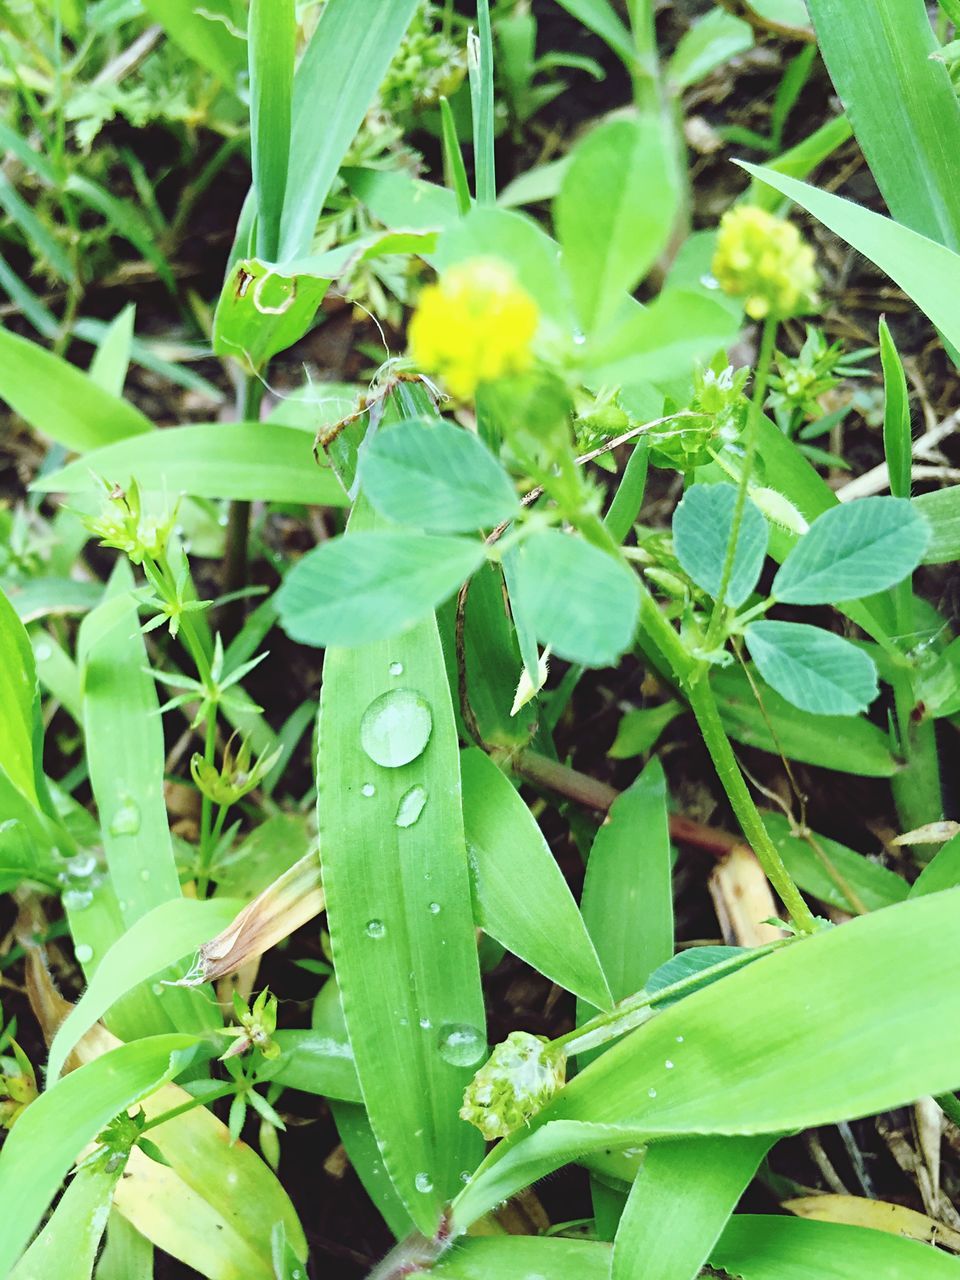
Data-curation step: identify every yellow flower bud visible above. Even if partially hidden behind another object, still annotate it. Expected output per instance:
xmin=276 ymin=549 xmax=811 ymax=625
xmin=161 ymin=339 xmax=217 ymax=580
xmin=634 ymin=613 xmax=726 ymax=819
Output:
xmin=712 ymin=205 xmax=818 ymax=320
xmin=408 ymin=258 xmax=540 ymax=400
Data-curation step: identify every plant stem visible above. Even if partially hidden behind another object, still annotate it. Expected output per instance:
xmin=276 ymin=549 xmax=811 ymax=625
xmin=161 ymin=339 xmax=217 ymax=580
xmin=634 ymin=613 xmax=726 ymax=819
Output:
xmin=704 ymin=313 xmax=778 ymax=651
xmin=223 ymin=374 xmax=265 ymax=611
xmin=889 ymin=581 xmax=943 ymax=841
xmin=196 ymin=706 xmax=219 ymax=896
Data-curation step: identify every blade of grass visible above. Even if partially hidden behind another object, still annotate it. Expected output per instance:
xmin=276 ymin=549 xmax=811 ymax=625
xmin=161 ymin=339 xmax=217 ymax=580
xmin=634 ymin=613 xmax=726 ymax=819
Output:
xmin=440 ymin=96 xmax=472 ymax=216
xmin=248 ymin=0 xmax=294 ymax=260
xmin=317 ymin=501 xmax=485 ymax=1231
xmin=87 ymin=304 xmax=135 ymax=399
xmin=468 ymin=0 xmax=496 ymax=204
xmin=10 ymin=1150 xmax=123 ymax=1280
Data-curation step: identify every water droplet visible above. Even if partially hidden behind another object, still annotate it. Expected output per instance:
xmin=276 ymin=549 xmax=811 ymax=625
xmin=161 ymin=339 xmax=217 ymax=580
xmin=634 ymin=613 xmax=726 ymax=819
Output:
xmin=648 ymin=1087 xmax=657 ymax=1098
xmin=365 ymin=919 xmax=386 ymax=939
xmin=140 ymin=869 xmax=151 ymax=882
xmin=34 ymin=641 xmax=52 ymax=662
xmin=399 ymin=1017 xmax=409 ymax=1027
xmin=572 ymin=330 xmax=586 ymax=346
xmin=110 ymin=799 xmax=141 ymax=837
xmin=395 ymin=784 xmax=428 ymax=828
xmin=675 ymin=1035 xmax=684 ymax=1043
xmin=664 ymin=1060 xmax=674 ymax=1070
xmin=75 ymin=943 xmax=93 ymax=963
xmin=152 ymin=983 xmax=165 ymax=996
xmin=361 ymin=783 xmax=376 ymax=798
xmin=700 ymin=272 xmax=720 ymax=289
xmin=360 ymin=689 xmax=432 ymax=768
xmin=66 ymin=853 xmax=97 ymax=878
xmin=419 ymin=1017 xmax=432 ymax=1030
xmin=389 ymin=661 xmax=403 ymax=676
xmin=459 ymin=1170 xmax=472 ymax=1185
xmin=414 ymin=1172 xmax=433 ymax=1194
xmin=428 ymin=901 xmax=441 ymax=915
xmin=437 ymin=1023 xmax=486 ymax=1067
xmin=63 ymin=888 xmax=93 ymax=911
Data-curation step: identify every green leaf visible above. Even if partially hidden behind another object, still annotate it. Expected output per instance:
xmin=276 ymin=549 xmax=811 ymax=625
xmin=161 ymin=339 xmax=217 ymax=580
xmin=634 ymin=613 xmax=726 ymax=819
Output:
xmin=510 ymin=529 xmax=639 ymax=667
xmin=0 ymin=585 xmax=39 ymax=805
xmin=94 ymin=1215 xmax=153 ymax=1280
xmin=316 ymin=500 xmax=485 ymax=1230
xmin=581 ymin=758 xmax=673 ymax=1002
xmin=361 ymin=419 xmax=520 ymax=532
xmin=744 ymin=620 xmax=879 ymax=717
xmin=47 ymin=898 xmax=242 ymax=1085
xmin=804 ymin=0 xmax=960 ymax=250
xmin=914 ymin=487 xmax=960 ymax=565
xmin=0 ymin=1035 xmax=195 ymax=1278
xmin=461 ymin=748 xmax=611 ymax=1010
xmin=33 ymin=423 xmax=348 ymax=507
xmin=331 ymin=1102 xmax=414 ymax=1240
xmin=451 ymin=889 xmax=960 ymax=1227
xmin=275 ymin=531 xmax=484 ymax=649
xmin=213 ymin=257 xmax=329 ymax=373
xmin=666 ymin=8 xmax=753 ymax=90
xmin=279 ymin=0 xmax=420 ymax=258
xmin=612 ymin=1136 xmax=771 ymax=1280
xmin=910 ymin=830 xmax=960 ymax=898
xmin=432 ymin=1236 xmax=613 ymax=1279
xmin=88 ymin=305 xmax=135 ymax=399
xmin=713 ymin=1214 xmax=960 ymax=1279
xmin=878 ymin=318 xmax=912 ymax=500
xmin=772 ymin=497 xmax=929 ymax=604
xmin=762 ymin=811 xmax=908 ymax=914
xmin=555 ymin=117 xmax=679 ymax=335
xmin=468 ymin=0 xmax=496 ymax=205
xmin=140 ymin=0 xmax=245 ymax=87
xmin=552 ymin=0 xmax=635 ymax=67
xmin=739 ymin=162 xmax=960 ymax=356
xmin=712 ymin=664 xmax=898 ymax=777
xmin=270 ymin=1030 xmax=361 ymax=1103
xmin=608 ymin=700 xmax=684 ymax=760
xmin=0 ymin=327 xmax=152 ymax=451
xmin=11 ymin=1152 xmax=122 ymax=1280
xmin=248 ymin=0 xmax=294 ymax=261
xmin=673 ymin=483 xmax=768 ymax=606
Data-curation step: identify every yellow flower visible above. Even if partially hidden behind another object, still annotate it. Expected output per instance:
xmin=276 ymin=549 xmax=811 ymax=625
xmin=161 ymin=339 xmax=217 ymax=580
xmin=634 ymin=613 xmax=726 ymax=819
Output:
xmin=712 ymin=205 xmax=818 ymax=320
xmin=409 ymin=258 xmax=539 ymax=400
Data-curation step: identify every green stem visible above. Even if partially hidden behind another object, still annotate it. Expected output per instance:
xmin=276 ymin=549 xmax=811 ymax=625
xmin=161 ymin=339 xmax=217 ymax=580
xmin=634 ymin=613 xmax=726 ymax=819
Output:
xmin=196 ymin=709 xmax=220 ymax=897
xmin=704 ymin=314 xmax=778 ymax=651
xmin=141 ymin=1083 xmax=235 ymax=1132
xmin=222 ymin=375 xmax=265 ymax=610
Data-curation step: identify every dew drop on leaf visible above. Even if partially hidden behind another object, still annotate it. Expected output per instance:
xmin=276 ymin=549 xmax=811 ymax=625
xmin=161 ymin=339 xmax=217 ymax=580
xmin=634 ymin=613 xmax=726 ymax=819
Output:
xmin=66 ymin=853 xmax=97 ymax=878
xmin=109 ymin=799 xmax=141 ymax=837
xmin=665 ymin=1059 xmax=674 ymax=1070
xmin=389 ymin=661 xmax=403 ymax=676
xmin=395 ymin=784 xmax=428 ymax=828
xmin=648 ymin=1087 xmax=657 ymax=1098
xmin=414 ymin=1172 xmax=433 ymax=1194
xmin=437 ymin=1023 xmax=486 ymax=1067
xmin=34 ymin=641 xmax=52 ymax=662
xmin=75 ymin=943 xmax=93 ymax=963
xmin=361 ymin=783 xmax=376 ymax=798
xmin=360 ymin=689 xmax=432 ymax=768
xmin=428 ymin=901 xmax=441 ymax=915
xmin=63 ymin=888 xmax=93 ymax=911
xmin=365 ymin=919 xmax=386 ymax=939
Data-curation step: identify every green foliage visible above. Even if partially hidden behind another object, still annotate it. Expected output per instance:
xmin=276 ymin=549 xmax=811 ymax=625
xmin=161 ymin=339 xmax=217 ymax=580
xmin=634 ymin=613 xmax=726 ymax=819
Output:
xmin=673 ymin=483 xmax=768 ymax=606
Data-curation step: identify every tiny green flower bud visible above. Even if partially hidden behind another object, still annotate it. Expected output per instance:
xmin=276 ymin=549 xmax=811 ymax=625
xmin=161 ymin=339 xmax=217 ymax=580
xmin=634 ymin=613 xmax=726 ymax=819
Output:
xmin=460 ymin=1031 xmax=567 ymax=1140
xmin=81 ymin=478 xmax=178 ymax=566
xmin=712 ymin=205 xmax=818 ymax=320
xmin=191 ymin=735 xmax=282 ymax=807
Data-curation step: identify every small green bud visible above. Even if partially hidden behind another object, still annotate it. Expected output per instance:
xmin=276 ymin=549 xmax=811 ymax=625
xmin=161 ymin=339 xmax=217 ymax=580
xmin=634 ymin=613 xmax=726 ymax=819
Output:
xmin=221 ymin=987 xmax=281 ymax=1061
xmin=191 ymin=734 xmax=282 ymax=807
xmin=0 ymin=1041 xmax=37 ymax=1130
xmin=460 ymin=1031 xmax=567 ymax=1140
xmin=81 ymin=477 xmax=178 ymax=566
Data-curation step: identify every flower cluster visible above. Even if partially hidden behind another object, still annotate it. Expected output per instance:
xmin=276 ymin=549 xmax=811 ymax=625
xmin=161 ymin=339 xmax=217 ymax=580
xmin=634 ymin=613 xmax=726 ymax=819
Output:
xmin=190 ymin=734 xmax=282 ymax=808
xmin=81 ymin=477 xmax=177 ymax=567
xmin=460 ymin=1030 xmax=566 ymax=1140
xmin=712 ymin=205 xmax=818 ymax=320
xmin=409 ymin=258 xmax=540 ymax=400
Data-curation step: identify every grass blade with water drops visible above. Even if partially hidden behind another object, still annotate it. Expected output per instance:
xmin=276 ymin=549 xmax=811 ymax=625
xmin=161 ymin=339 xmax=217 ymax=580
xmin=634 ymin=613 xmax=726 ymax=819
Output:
xmin=317 ymin=500 xmax=485 ymax=1232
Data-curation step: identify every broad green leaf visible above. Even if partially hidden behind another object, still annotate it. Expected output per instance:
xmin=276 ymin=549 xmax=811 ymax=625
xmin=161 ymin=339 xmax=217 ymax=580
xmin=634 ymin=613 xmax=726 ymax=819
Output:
xmin=140 ymin=0 xmax=245 ymax=87
xmin=910 ymin=830 xmax=960 ymax=898
xmin=331 ymin=1102 xmax=414 ymax=1239
xmin=739 ymin=162 xmax=960 ymax=356
xmin=612 ymin=1136 xmax=770 ymax=1280
xmin=345 ymin=166 xmax=460 ymax=234
xmin=33 ymin=423 xmax=348 ymax=507
xmin=0 ymin=585 xmax=39 ymax=804
xmin=553 ymin=0 xmax=634 ymax=66
xmin=11 ymin=1151 xmax=122 ymax=1280
xmin=744 ymin=620 xmax=879 ymax=717
xmin=673 ymin=482 xmax=768 ymax=606
xmin=433 ymin=205 xmax=574 ymax=331
xmin=645 ymin=946 xmax=752 ymax=1004
xmin=92 ymin=1213 xmax=153 ymax=1280
xmin=461 ymin=562 xmax=535 ymax=749
xmin=0 ymin=327 xmax=152 ymax=451
xmin=712 ymin=1214 xmax=960 ymax=1279
xmin=711 ymin=664 xmax=898 ymax=777
xmin=270 ymin=1030 xmax=361 ymax=1103
xmin=762 ymin=811 xmax=908 ymax=914
xmin=88 ymin=305 xmax=135 ymax=399
xmin=666 ymin=8 xmax=752 ymax=90
xmin=914 ymin=487 xmax=960 ymax=565
xmin=248 ymin=0 xmax=294 ymax=261
xmin=279 ymin=0 xmax=420 ymax=258
xmin=772 ymin=497 xmax=929 ymax=604
xmin=451 ymin=889 xmax=960 ymax=1226
xmin=608 ymin=700 xmax=683 ymax=760
xmin=461 ymin=748 xmax=611 ymax=1010
xmin=510 ymin=529 xmax=639 ymax=667
xmin=213 ymin=258 xmax=329 ymax=373
xmin=556 ymin=117 xmax=679 ymax=335
xmin=878 ymin=318 xmax=912 ymax=500
xmin=581 ymin=758 xmax=673 ymax=1002
xmin=317 ymin=501 xmax=485 ymax=1230
xmin=582 ymin=290 xmax=740 ymax=391
xmin=804 ymin=0 xmax=960 ymax=250
xmin=275 ymin=532 xmax=484 ymax=648
xmin=432 ymin=1235 xmax=613 ymax=1279
xmin=361 ymin=418 xmax=520 ymax=532
xmin=0 ymin=1035 xmax=195 ymax=1278
xmin=47 ymin=898 xmax=242 ymax=1084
